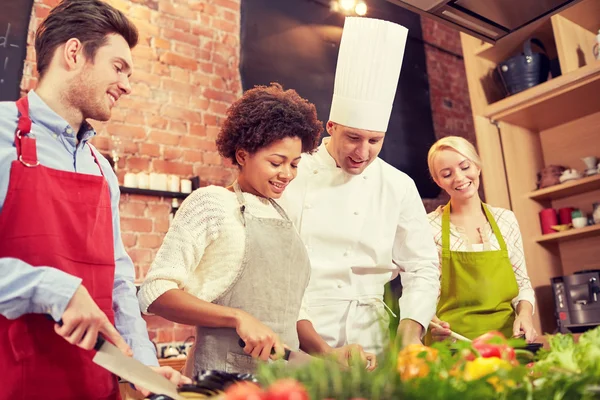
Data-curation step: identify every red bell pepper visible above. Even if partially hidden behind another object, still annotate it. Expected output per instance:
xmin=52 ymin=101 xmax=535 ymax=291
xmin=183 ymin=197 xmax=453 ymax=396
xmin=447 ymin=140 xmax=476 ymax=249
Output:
xmin=470 ymin=331 xmax=516 ymax=362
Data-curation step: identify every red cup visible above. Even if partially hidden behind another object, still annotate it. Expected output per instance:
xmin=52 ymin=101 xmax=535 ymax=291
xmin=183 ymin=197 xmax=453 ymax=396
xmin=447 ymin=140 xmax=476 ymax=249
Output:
xmin=539 ymin=208 xmax=558 ymax=234
xmin=558 ymin=207 xmax=574 ymax=225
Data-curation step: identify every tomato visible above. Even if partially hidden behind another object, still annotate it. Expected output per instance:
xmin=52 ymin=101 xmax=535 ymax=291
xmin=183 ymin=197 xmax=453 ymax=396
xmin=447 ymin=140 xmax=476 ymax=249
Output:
xmin=265 ymin=379 xmax=309 ymax=400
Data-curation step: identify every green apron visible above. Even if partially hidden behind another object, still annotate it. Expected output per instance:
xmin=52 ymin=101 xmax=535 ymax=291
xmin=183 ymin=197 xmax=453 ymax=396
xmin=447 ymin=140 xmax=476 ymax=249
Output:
xmin=435 ymin=202 xmax=519 ymax=340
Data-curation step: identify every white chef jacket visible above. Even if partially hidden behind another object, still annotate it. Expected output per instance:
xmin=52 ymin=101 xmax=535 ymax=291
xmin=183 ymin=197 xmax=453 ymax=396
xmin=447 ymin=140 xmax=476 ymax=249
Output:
xmin=278 ymin=139 xmax=440 ymax=355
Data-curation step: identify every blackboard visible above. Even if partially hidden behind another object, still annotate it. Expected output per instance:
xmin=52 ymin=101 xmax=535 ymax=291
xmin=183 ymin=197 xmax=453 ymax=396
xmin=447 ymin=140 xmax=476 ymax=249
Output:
xmin=0 ymin=0 xmax=33 ymax=101
xmin=240 ymin=0 xmax=440 ymax=198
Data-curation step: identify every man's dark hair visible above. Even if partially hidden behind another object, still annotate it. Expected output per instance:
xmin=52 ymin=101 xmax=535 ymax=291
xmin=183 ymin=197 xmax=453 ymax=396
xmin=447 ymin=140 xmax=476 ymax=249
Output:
xmin=217 ymin=83 xmax=323 ymax=167
xmin=35 ymin=0 xmax=138 ymax=78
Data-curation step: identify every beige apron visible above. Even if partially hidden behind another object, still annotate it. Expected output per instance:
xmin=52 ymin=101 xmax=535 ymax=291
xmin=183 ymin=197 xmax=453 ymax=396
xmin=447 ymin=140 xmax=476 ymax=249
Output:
xmin=184 ymin=182 xmax=311 ymax=376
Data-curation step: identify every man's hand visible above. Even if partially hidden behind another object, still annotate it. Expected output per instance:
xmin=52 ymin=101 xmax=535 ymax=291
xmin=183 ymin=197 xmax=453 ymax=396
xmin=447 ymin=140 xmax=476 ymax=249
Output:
xmin=330 ymin=344 xmax=377 ymax=371
xmin=55 ymin=285 xmax=132 ymax=356
xmin=397 ymin=319 xmax=424 ymax=348
xmin=134 ymin=366 xmax=192 ymax=397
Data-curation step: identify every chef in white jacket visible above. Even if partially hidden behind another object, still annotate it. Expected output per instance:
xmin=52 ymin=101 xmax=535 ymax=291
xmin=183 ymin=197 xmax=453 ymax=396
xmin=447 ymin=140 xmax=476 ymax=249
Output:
xmin=279 ymin=17 xmax=440 ymax=358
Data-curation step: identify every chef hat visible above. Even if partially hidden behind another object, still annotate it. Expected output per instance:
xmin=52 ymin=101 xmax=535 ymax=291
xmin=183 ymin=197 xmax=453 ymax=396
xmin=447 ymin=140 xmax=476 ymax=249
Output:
xmin=329 ymin=17 xmax=408 ymax=133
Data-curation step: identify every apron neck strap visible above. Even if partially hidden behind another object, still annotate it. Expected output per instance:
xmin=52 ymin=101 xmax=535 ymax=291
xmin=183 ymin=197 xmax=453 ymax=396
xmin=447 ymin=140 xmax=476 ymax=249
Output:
xmin=482 ymin=203 xmax=507 ymax=251
xmin=232 ymin=180 xmax=290 ymax=221
xmin=15 ymin=96 xmax=39 ymax=167
xmin=441 ymin=201 xmax=507 ymax=251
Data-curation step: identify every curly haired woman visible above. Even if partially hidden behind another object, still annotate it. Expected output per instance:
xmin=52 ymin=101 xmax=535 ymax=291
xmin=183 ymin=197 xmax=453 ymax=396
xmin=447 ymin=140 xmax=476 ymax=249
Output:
xmin=138 ymin=83 xmax=323 ymax=376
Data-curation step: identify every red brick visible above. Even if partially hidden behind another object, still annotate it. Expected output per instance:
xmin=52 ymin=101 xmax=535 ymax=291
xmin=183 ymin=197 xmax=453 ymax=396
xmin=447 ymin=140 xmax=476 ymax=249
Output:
xmin=144 ymin=315 xmax=174 ymax=329
xmin=164 ymin=148 xmax=183 ymax=161
xmin=203 ymin=151 xmax=222 ymax=166
xmin=162 ymin=78 xmax=193 ymax=95
xmin=203 ymin=89 xmax=236 ymax=103
xmin=190 ymin=96 xmax=210 ymax=110
xmin=109 ymin=108 xmax=126 ymax=122
xmin=153 ymin=37 xmax=171 ymax=50
xmin=127 ymin=157 xmax=151 ymax=172
xmin=190 ymin=123 xmax=207 ymax=137
xmin=214 ymin=0 xmax=239 ymax=12
xmin=122 ymin=217 xmax=153 ymax=233
xmin=171 ymin=93 xmax=190 ymax=107
xmin=120 ymin=201 xmax=147 ymax=217
xmin=107 ymin=123 xmax=147 ymax=140
xmin=148 ymin=130 xmax=181 ymax=146
xmin=121 ymin=233 xmax=137 ymax=248
xmin=159 ymin=51 xmax=198 ymax=71
xmin=140 ymin=143 xmax=161 ymax=158
xmin=169 ymin=120 xmax=188 ymax=135
xmin=132 ymin=44 xmax=157 ymax=61
xmin=180 ymin=135 xmax=205 ymax=149
xmin=191 ymin=24 xmax=214 ymax=38
xmin=174 ymin=42 xmax=195 ymax=58
xmin=138 ymin=234 xmax=164 ymax=249
xmin=152 ymin=160 xmax=194 ymax=176
xmin=129 ymin=247 xmax=153 ymax=265
xmin=170 ymin=68 xmax=190 ymax=83
xmin=125 ymin=110 xmax=146 ymax=125
xmin=148 ymin=203 xmax=171 ymax=219
xmin=35 ymin=5 xmax=51 ymax=19
xmin=204 ymin=114 xmax=218 ymax=126
xmin=148 ymin=116 xmax=168 ymax=130
xmin=198 ymin=62 xmax=214 ymax=74
xmin=158 ymin=0 xmax=193 ymax=18
xmin=174 ymin=19 xmax=191 ymax=32
xmin=173 ymin=326 xmax=196 ymax=341
xmin=131 ymin=71 xmax=161 ymax=88
xmin=130 ymin=5 xmax=152 ymax=20
xmin=211 ymin=18 xmax=237 ymax=34
xmin=206 ymin=126 xmax=220 ymax=140
xmin=92 ymin=136 xmax=111 ymax=152
xmin=154 ymin=219 xmax=170 ymax=234
xmin=163 ymin=29 xmax=200 ymax=47
xmin=162 ymin=105 xmax=202 ymax=123
xmin=209 ymin=101 xmax=229 ymax=115
xmin=118 ymin=97 xmax=161 ymax=114
xmin=183 ymin=150 xmax=203 ymax=163
xmin=156 ymin=329 xmax=174 ymax=343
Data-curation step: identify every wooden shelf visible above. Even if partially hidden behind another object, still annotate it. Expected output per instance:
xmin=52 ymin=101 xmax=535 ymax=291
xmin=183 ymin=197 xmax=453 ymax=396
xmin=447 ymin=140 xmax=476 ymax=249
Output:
xmin=119 ymin=186 xmax=190 ymax=199
xmin=535 ymin=223 xmax=600 ymax=243
xmin=483 ymin=61 xmax=600 ymax=131
xmin=528 ymin=174 xmax=600 ymax=201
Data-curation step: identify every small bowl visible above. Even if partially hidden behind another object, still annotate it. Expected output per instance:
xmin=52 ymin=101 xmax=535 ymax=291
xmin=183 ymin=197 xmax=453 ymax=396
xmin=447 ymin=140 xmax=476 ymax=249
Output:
xmin=551 ymin=224 xmax=572 ymax=232
xmin=572 ymin=217 xmax=588 ymax=229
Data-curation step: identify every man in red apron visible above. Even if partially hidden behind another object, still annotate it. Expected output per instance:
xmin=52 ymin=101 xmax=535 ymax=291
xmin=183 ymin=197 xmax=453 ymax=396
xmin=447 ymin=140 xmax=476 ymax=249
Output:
xmin=0 ymin=1 xmax=187 ymax=398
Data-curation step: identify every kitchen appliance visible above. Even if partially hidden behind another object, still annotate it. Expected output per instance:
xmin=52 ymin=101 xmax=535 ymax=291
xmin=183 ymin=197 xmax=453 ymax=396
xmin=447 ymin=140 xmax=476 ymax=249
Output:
xmin=385 ymin=0 xmax=582 ymax=43
xmin=551 ymin=270 xmax=600 ymax=333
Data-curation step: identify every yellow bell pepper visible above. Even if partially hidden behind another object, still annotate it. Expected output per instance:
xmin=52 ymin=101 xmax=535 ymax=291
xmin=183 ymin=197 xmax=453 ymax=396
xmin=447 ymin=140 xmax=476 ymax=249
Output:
xmin=463 ymin=357 xmax=512 ymax=381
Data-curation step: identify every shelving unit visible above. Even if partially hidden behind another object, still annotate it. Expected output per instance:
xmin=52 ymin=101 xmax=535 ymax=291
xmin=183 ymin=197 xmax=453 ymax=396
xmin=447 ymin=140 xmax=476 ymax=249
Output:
xmin=119 ymin=186 xmax=190 ymax=199
xmin=460 ymin=0 xmax=600 ymax=335
xmin=528 ymin=174 xmax=600 ymax=201
xmin=535 ymin=224 xmax=600 ymax=244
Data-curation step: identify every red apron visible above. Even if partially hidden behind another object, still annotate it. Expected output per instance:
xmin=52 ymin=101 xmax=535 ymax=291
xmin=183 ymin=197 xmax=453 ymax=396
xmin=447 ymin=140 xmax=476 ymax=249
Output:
xmin=0 ymin=96 xmax=120 ymax=400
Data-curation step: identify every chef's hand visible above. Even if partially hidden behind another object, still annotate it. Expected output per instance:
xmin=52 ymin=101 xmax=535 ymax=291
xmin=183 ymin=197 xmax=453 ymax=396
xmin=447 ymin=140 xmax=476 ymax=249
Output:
xmin=235 ymin=310 xmax=285 ymax=361
xmin=330 ymin=344 xmax=377 ymax=371
xmin=397 ymin=319 xmax=424 ymax=348
xmin=513 ymin=313 xmax=538 ymax=343
xmin=430 ymin=316 xmax=452 ymax=342
xmin=134 ymin=366 xmax=192 ymax=397
xmin=55 ymin=284 xmax=132 ymax=356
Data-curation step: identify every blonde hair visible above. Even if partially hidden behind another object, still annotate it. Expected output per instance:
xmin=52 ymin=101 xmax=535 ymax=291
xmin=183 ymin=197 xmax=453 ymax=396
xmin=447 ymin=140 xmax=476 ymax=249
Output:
xmin=427 ymin=136 xmax=482 ymax=182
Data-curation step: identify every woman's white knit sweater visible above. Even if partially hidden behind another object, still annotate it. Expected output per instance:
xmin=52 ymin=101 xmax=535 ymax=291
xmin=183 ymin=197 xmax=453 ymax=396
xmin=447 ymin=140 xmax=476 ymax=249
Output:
xmin=137 ymin=185 xmax=286 ymax=313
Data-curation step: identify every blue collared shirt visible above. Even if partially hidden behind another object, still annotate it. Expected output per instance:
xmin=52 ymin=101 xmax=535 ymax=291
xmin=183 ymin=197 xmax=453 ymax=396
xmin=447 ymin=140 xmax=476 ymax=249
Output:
xmin=0 ymin=91 xmax=158 ymax=366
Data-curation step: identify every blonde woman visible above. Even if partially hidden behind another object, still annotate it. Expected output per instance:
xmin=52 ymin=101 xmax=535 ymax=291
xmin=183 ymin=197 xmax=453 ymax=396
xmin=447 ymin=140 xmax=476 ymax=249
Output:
xmin=426 ymin=136 xmax=537 ymax=343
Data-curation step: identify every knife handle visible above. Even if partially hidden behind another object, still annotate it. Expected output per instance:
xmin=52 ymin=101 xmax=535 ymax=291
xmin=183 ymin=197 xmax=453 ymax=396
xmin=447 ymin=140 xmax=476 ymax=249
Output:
xmin=45 ymin=314 xmax=105 ymax=351
xmin=237 ymin=338 xmax=291 ymax=360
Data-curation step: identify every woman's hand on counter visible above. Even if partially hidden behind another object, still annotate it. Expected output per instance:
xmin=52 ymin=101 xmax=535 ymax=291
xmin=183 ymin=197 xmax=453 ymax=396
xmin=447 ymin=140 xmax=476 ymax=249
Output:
xmin=134 ymin=366 xmax=192 ymax=397
xmin=513 ymin=301 xmax=538 ymax=343
xmin=235 ymin=310 xmax=285 ymax=361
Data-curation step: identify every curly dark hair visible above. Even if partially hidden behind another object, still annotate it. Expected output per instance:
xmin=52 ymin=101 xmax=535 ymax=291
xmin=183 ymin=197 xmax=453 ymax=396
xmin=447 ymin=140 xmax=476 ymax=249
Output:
xmin=216 ymin=83 xmax=323 ymax=166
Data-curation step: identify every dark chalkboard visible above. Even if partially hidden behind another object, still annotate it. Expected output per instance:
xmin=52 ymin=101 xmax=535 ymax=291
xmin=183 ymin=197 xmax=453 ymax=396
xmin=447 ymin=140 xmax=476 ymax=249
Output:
xmin=240 ymin=0 xmax=440 ymax=198
xmin=0 ymin=0 xmax=33 ymax=101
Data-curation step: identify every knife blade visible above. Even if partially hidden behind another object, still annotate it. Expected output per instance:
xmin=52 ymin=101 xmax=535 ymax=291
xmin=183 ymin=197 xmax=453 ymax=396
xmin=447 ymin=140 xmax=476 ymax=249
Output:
xmin=237 ymin=338 xmax=313 ymax=365
xmin=45 ymin=316 xmax=183 ymax=399
xmin=93 ymin=337 xmax=184 ymax=400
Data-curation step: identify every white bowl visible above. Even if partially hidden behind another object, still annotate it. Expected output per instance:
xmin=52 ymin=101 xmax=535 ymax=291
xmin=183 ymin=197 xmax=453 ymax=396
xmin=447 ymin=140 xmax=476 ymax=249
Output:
xmin=573 ymin=217 xmax=588 ymax=229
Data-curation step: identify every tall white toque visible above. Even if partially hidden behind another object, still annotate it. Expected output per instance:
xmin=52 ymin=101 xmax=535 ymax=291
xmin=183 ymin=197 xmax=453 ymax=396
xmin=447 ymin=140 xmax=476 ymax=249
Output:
xmin=329 ymin=17 xmax=408 ymax=133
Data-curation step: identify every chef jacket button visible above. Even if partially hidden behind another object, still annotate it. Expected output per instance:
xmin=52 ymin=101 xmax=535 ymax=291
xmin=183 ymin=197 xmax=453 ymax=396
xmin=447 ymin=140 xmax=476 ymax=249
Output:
xmin=354 ymin=211 xmax=359 ymax=215
xmin=363 ymin=175 xmax=368 ymax=179
xmin=343 ymin=251 xmax=349 ymax=256
xmin=313 ymin=169 xmax=318 ymax=174
xmin=305 ymin=203 xmax=312 ymax=209
xmin=337 ymin=283 xmax=343 ymax=289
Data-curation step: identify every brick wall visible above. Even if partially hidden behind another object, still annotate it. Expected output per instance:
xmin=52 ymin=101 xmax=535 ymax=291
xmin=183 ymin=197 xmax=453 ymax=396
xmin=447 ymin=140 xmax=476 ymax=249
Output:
xmin=20 ymin=1 xmax=474 ymax=345
xmin=420 ymin=16 xmax=476 ymax=211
